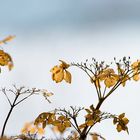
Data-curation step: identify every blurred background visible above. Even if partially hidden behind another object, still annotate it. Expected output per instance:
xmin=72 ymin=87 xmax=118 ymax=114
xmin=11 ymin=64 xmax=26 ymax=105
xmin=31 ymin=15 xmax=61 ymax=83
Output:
xmin=0 ymin=0 xmax=140 ymax=139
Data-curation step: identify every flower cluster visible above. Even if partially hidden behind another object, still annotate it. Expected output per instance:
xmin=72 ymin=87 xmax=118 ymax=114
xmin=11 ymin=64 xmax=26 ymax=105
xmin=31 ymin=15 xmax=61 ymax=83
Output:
xmin=0 ymin=36 xmax=15 ymax=71
xmin=91 ymin=68 xmax=119 ymax=88
xmin=79 ymin=105 xmax=101 ymax=129
xmin=0 ymin=50 xmax=13 ymax=71
xmin=52 ymin=115 xmax=71 ymax=133
xmin=21 ymin=122 xmax=45 ymax=135
xmin=50 ymin=60 xmax=71 ymax=83
xmin=34 ymin=112 xmax=56 ymax=128
xmin=113 ymin=113 xmax=129 ymax=133
xmin=34 ymin=112 xmax=71 ymax=133
xmin=131 ymin=60 xmax=140 ymax=81
xmin=31 ymin=58 xmax=140 ymax=139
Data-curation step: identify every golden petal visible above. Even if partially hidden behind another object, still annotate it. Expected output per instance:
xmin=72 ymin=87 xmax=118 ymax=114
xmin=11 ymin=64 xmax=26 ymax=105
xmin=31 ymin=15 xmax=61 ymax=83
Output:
xmin=64 ymin=70 xmax=72 ymax=83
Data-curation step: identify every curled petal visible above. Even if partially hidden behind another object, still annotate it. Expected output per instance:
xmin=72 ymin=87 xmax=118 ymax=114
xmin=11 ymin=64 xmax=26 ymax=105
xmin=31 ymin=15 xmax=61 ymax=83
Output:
xmin=59 ymin=60 xmax=70 ymax=69
xmin=0 ymin=35 xmax=15 ymax=45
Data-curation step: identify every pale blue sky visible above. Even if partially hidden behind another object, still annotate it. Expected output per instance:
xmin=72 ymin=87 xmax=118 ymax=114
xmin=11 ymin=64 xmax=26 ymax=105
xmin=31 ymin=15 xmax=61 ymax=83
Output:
xmin=0 ymin=0 xmax=140 ymax=33
xmin=0 ymin=1 xmax=140 ymax=139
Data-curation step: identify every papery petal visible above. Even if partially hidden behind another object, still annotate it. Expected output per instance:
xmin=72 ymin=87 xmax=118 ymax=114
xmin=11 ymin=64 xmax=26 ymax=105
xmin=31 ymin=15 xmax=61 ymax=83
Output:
xmin=64 ymin=70 xmax=72 ymax=83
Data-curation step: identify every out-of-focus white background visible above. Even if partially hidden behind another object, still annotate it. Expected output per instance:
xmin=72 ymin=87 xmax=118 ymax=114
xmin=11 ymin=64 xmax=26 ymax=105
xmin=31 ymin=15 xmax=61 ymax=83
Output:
xmin=0 ymin=0 xmax=140 ymax=139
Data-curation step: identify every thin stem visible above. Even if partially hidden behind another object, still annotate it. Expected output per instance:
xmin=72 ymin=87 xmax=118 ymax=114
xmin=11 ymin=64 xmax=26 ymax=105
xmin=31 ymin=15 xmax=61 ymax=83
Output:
xmin=1 ymin=94 xmax=19 ymax=137
xmin=103 ymin=87 xmax=106 ymax=98
xmin=104 ymin=81 xmax=121 ymax=99
xmin=8 ymin=89 xmax=16 ymax=95
xmin=14 ymin=93 xmax=32 ymax=106
xmin=97 ymin=80 xmax=102 ymax=99
xmin=2 ymin=89 xmax=12 ymax=106
xmin=72 ymin=63 xmax=102 ymax=101
xmin=1 ymin=86 xmax=41 ymax=137
xmin=1 ymin=106 xmax=14 ymax=137
xmin=71 ymin=63 xmax=95 ymax=75
xmin=72 ymin=117 xmax=81 ymax=134
xmin=93 ymin=81 xmax=100 ymax=100
xmin=70 ymin=121 xmax=81 ymax=134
